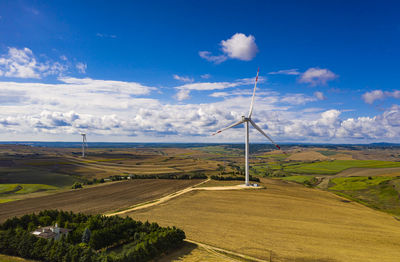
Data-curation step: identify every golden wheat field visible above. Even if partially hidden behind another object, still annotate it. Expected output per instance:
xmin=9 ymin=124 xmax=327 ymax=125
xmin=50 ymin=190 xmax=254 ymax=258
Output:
xmin=127 ymin=178 xmax=400 ymax=262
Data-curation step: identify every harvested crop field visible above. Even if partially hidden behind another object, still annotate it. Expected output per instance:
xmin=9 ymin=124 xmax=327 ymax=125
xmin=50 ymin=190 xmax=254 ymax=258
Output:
xmin=335 ymin=167 xmax=400 ymax=177
xmin=127 ymin=178 xmax=400 ymax=262
xmin=0 ymin=179 xmax=202 ymax=222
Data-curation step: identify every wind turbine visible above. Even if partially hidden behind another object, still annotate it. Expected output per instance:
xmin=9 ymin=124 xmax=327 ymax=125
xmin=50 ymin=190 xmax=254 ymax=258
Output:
xmin=81 ymin=133 xmax=88 ymax=158
xmin=212 ymin=68 xmax=282 ymax=186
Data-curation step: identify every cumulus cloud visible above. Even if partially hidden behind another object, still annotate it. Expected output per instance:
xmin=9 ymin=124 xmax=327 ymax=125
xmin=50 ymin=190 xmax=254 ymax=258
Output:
xmin=199 ymin=33 xmax=258 ymax=64
xmin=0 ymin=47 xmax=67 ymax=79
xmin=173 ymin=74 xmax=193 ymax=83
xmin=298 ymin=67 xmax=338 ymax=86
xmin=0 ymin=74 xmax=399 ymax=142
xmin=362 ymin=90 xmax=400 ymax=104
xmin=220 ymin=33 xmax=258 ymax=61
xmin=201 ymin=74 xmax=211 ymax=79
xmin=175 ymin=89 xmax=191 ymax=101
xmin=268 ymin=69 xmax=301 ymax=75
xmin=76 ymin=62 xmax=87 ymax=74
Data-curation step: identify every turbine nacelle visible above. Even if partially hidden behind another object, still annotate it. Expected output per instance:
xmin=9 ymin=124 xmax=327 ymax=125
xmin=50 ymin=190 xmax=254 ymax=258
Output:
xmin=241 ymin=116 xmax=250 ymax=122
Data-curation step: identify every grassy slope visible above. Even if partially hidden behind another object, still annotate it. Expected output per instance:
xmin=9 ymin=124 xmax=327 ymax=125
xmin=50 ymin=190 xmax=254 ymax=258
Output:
xmin=0 ymin=184 xmax=59 ymax=203
xmin=128 ymin=178 xmax=400 ymax=262
xmin=328 ymin=176 xmax=400 ymax=215
xmin=0 ymin=184 xmax=58 ymax=194
xmin=281 ymin=175 xmax=315 ymax=184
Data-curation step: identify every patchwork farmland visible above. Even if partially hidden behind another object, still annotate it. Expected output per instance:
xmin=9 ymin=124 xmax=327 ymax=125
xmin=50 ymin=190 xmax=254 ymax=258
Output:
xmin=1 ymin=144 xmax=400 ymax=261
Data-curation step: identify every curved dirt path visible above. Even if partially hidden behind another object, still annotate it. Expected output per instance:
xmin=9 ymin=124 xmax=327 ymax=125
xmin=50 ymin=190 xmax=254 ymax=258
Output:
xmin=106 ymin=180 xmax=263 ymax=216
xmin=105 ymin=180 xmax=266 ymax=261
xmin=184 ymin=239 xmax=268 ymax=262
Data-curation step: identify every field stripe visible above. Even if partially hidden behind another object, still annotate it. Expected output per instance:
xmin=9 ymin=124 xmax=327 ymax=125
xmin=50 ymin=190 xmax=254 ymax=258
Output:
xmin=185 ymin=239 xmax=268 ymax=262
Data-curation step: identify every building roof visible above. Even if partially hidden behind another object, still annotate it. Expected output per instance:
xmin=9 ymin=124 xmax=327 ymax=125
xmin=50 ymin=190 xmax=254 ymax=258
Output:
xmin=31 ymin=225 xmax=72 ymax=239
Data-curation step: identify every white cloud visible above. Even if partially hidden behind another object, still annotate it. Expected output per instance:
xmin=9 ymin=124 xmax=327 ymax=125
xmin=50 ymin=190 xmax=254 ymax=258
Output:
xmin=198 ymin=51 xmax=227 ymax=64
xmin=175 ymin=89 xmax=191 ymax=101
xmin=209 ymin=92 xmax=230 ymax=98
xmin=173 ymin=74 xmax=193 ymax=83
xmin=201 ymin=74 xmax=211 ymax=79
xmin=362 ymin=90 xmax=384 ymax=104
xmin=268 ymin=69 xmax=300 ymax=75
xmin=96 ymin=33 xmax=117 ymax=39
xmin=362 ymin=90 xmax=400 ymax=104
xmin=0 ymin=47 xmax=67 ymax=79
xmin=60 ymin=55 xmax=67 ymax=61
xmin=0 ymin=72 xmax=399 ymax=142
xmin=76 ymin=62 xmax=87 ymax=74
xmin=298 ymin=67 xmax=338 ymax=86
xmin=174 ymin=76 xmax=266 ymax=101
xmin=314 ymin=91 xmax=326 ymax=100
xmin=210 ymin=89 xmax=277 ymax=98
xmin=281 ymin=94 xmax=317 ymax=105
xmin=220 ymin=33 xmax=258 ymax=61
xmin=176 ymin=81 xmax=237 ymax=92
xmin=199 ymin=33 xmax=258 ymax=63
xmin=0 ymin=47 xmax=40 ymax=78
xmin=58 ymin=77 xmax=154 ymax=95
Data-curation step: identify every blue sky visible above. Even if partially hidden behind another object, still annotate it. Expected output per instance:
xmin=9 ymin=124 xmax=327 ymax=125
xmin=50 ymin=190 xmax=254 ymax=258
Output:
xmin=0 ymin=0 xmax=399 ymax=143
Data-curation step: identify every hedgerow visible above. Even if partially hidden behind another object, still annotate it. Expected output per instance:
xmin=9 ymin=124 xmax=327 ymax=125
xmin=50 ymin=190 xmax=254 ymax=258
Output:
xmin=210 ymin=175 xmax=260 ymax=182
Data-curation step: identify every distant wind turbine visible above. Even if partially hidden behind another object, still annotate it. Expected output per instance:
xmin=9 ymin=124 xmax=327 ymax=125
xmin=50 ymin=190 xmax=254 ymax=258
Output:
xmin=212 ymin=68 xmax=282 ymax=186
xmin=81 ymin=133 xmax=88 ymax=157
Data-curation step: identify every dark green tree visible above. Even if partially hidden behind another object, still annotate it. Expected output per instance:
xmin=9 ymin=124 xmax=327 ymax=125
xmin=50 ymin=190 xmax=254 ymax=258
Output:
xmin=81 ymin=227 xmax=91 ymax=244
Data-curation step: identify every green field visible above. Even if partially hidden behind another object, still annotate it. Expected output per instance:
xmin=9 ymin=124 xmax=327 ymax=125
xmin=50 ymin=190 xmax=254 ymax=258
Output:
xmin=327 ymin=176 xmax=400 ymax=215
xmin=0 ymin=167 xmax=76 ymax=187
xmin=255 ymin=153 xmax=287 ymax=160
xmin=281 ymin=175 xmax=316 ymax=184
xmin=329 ymin=176 xmax=395 ymax=190
xmin=0 ymin=184 xmax=58 ymax=194
xmin=192 ymin=146 xmax=241 ymax=156
xmin=316 ymin=150 xmax=338 ymax=156
xmin=282 ymin=160 xmax=400 ymax=174
xmin=0 ymin=199 xmax=17 ymax=204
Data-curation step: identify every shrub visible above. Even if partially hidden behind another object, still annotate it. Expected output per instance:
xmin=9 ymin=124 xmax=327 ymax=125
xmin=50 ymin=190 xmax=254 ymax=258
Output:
xmin=71 ymin=182 xmax=83 ymax=189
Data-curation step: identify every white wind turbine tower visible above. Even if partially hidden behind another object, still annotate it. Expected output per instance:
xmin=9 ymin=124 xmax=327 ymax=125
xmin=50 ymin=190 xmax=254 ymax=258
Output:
xmin=213 ymin=68 xmax=282 ymax=186
xmin=81 ymin=133 xmax=88 ymax=158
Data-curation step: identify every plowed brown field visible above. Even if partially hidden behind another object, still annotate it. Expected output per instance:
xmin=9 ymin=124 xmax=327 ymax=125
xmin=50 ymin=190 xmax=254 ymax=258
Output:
xmin=0 ymin=179 xmax=202 ymax=222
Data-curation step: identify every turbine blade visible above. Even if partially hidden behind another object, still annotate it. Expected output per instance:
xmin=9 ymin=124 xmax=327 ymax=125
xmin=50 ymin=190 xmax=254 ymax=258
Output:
xmin=249 ymin=119 xmax=282 ymax=151
xmin=248 ymin=68 xmax=259 ymax=118
xmin=212 ymin=119 xmax=245 ymax=136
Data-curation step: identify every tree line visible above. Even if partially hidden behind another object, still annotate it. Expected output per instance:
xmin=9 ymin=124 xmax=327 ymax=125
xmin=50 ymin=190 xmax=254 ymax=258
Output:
xmin=210 ymin=175 xmax=260 ymax=182
xmin=0 ymin=210 xmax=185 ymax=262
